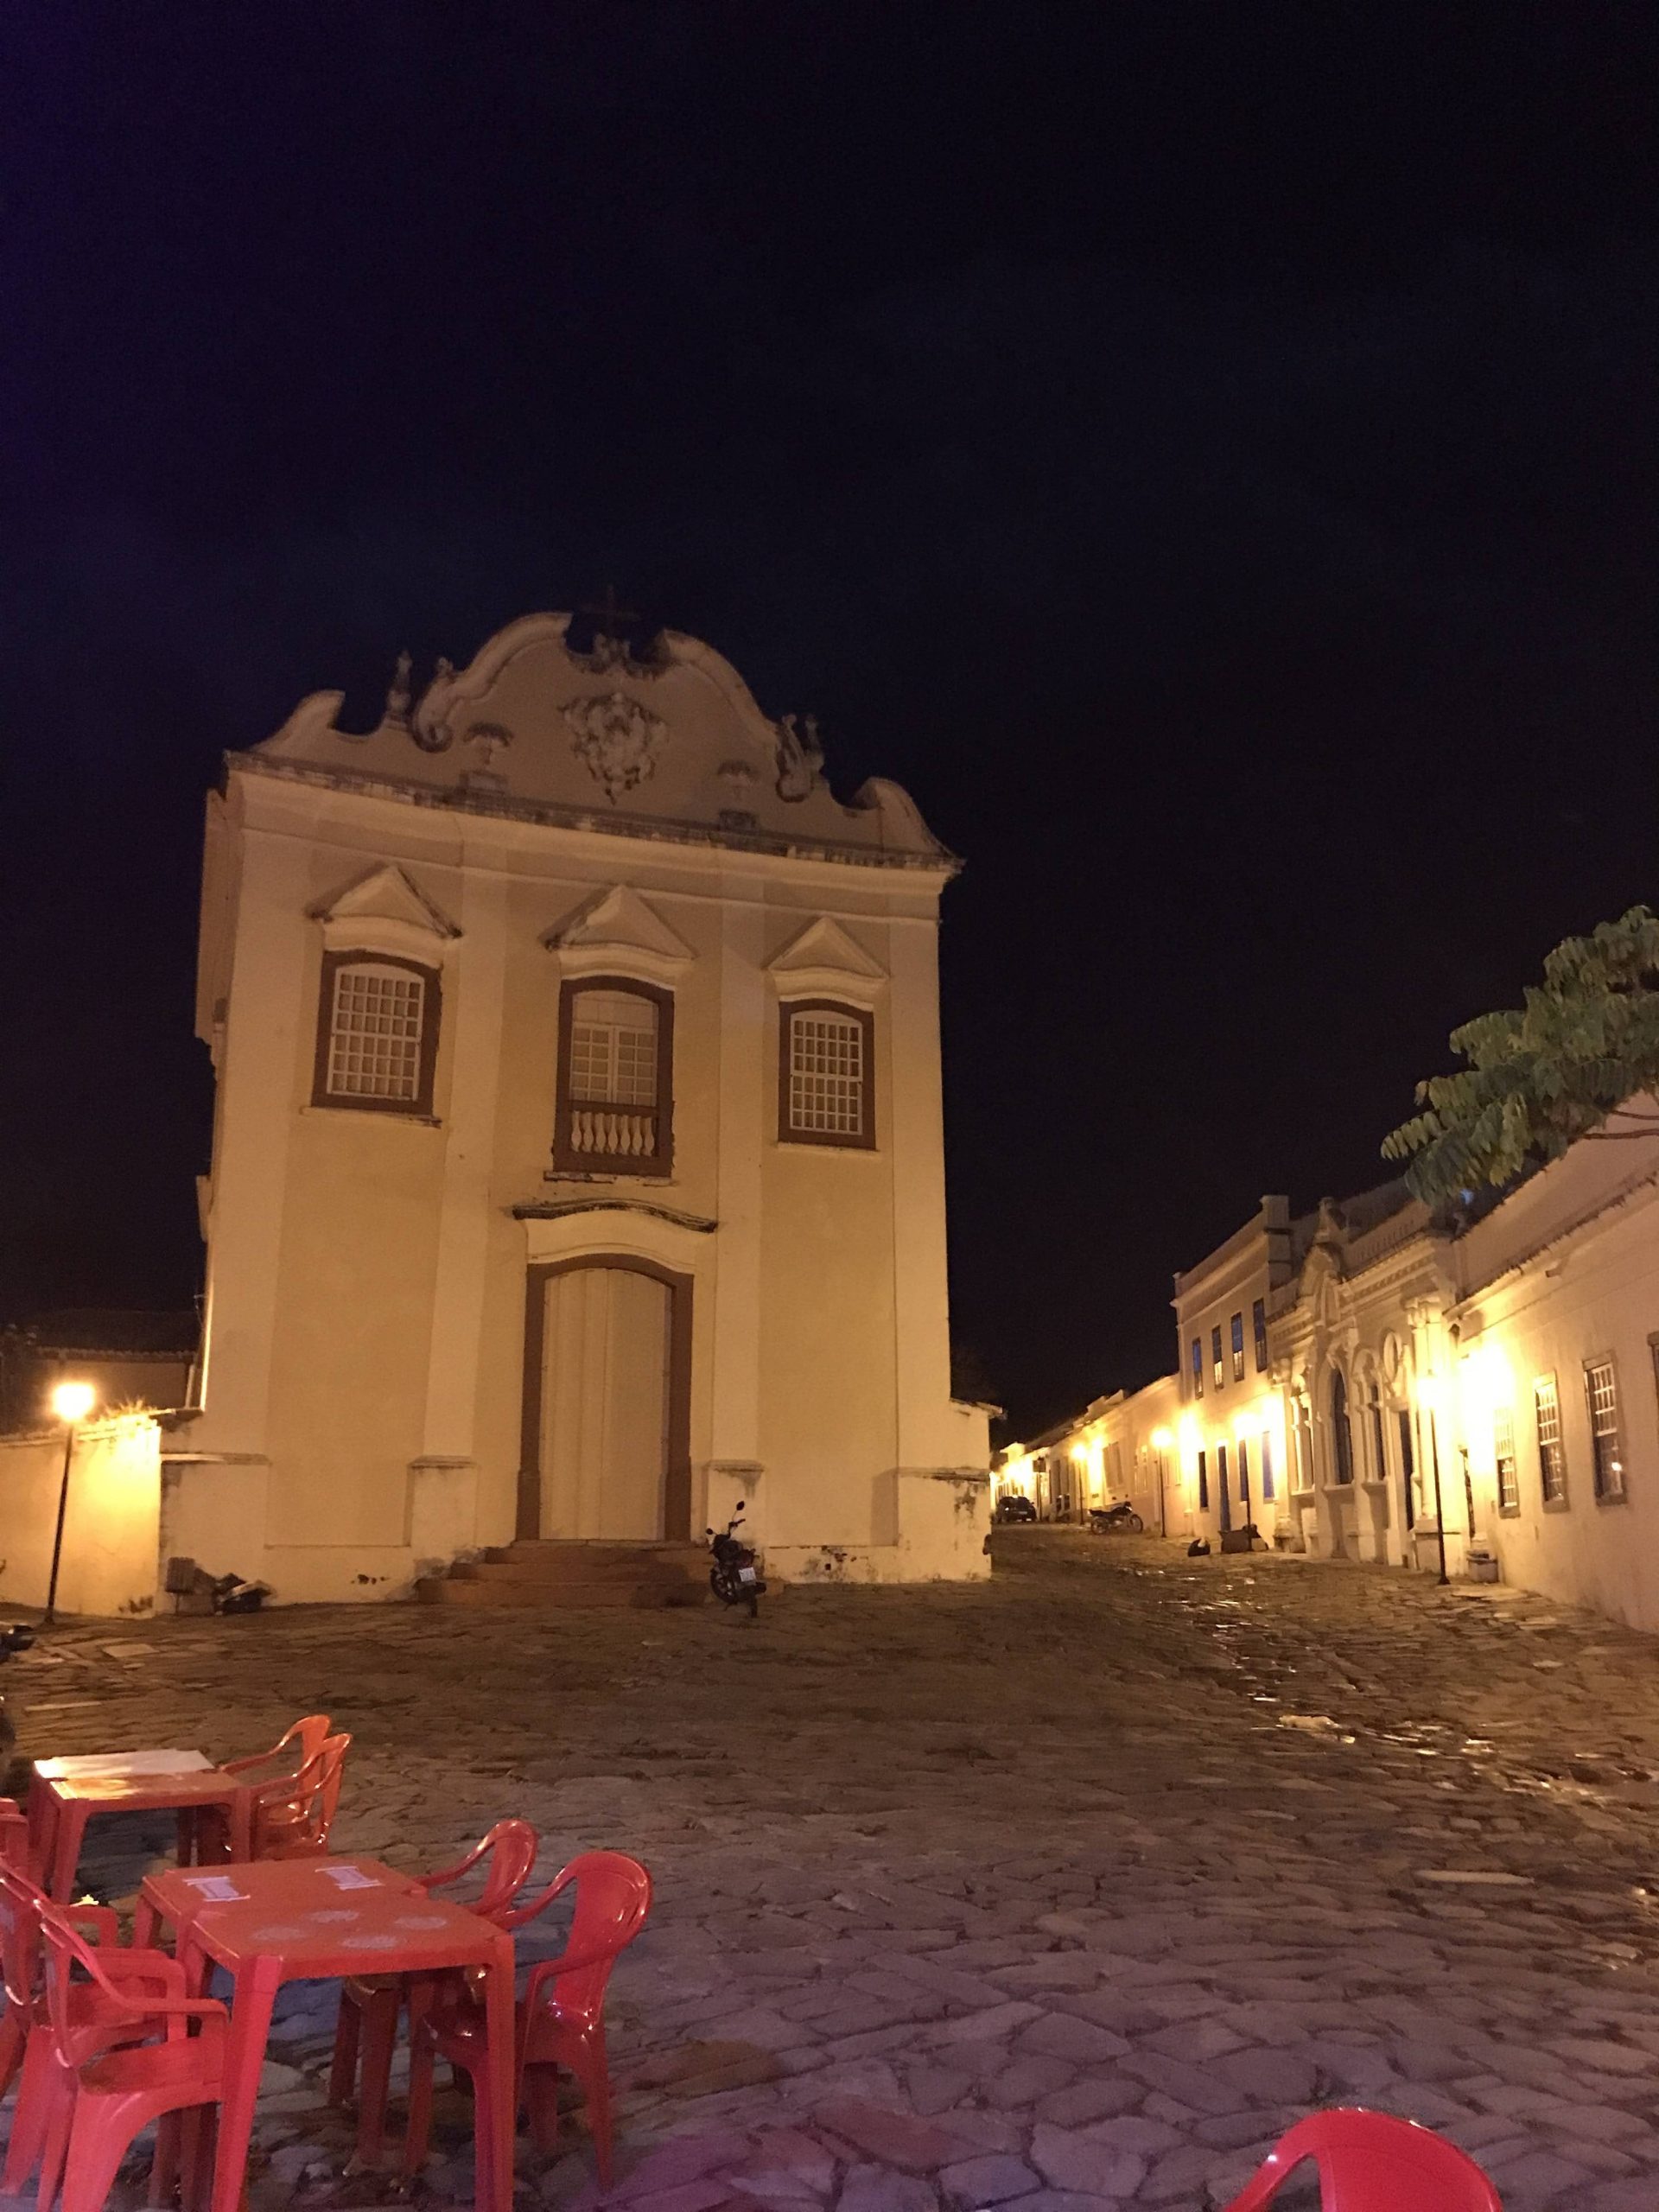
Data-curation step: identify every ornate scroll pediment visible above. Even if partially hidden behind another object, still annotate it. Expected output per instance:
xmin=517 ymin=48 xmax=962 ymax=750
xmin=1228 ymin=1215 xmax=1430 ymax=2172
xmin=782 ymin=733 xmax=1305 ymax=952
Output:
xmin=563 ymin=692 xmax=668 ymax=803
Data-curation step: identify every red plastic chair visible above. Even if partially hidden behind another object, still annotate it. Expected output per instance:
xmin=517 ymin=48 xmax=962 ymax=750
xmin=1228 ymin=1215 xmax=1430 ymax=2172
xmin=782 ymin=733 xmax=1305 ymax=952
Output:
xmin=35 ymin=1900 xmax=232 ymax=2212
xmin=251 ymin=1730 xmax=353 ymax=1859
xmin=403 ymin=1849 xmax=652 ymax=2190
xmin=1222 ymin=2110 xmax=1504 ymax=2211
xmin=0 ymin=1866 xmax=181 ymax=2194
xmin=327 ymin=1817 xmax=539 ymax=2165
xmin=224 ymin=1714 xmax=331 ymax=1783
xmin=188 ymin=1714 xmax=331 ymax=1863
xmin=0 ymin=1797 xmax=31 ymax=1873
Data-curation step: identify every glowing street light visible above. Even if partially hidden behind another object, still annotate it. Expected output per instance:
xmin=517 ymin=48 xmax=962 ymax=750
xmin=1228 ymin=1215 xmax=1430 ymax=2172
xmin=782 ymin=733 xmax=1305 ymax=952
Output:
xmin=45 ymin=1381 xmax=97 ymax=1625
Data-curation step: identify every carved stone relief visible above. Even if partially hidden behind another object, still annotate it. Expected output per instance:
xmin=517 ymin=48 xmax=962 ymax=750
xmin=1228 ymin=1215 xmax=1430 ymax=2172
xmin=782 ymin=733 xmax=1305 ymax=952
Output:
xmin=773 ymin=712 xmax=823 ymax=801
xmin=461 ymin=721 xmax=512 ymax=790
xmin=563 ymin=692 xmax=669 ymax=803
xmin=411 ymin=658 xmax=455 ymax=752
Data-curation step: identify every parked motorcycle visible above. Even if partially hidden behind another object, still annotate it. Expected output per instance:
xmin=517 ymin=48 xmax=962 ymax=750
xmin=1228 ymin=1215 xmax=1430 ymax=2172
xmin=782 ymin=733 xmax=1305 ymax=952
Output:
xmin=707 ymin=1503 xmax=766 ymax=1617
xmin=1088 ymin=1500 xmax=1144 ymax=1534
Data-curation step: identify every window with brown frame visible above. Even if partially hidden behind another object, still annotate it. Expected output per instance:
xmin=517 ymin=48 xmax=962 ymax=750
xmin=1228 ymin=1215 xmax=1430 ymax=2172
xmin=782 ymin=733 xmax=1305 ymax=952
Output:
xmin=1535 ymin=1372 xmax=1567 ymax=1506
xmin=1584 ymin=1355 xmax=1625 ymax=1503
xmin=553 ymin=977 xmax=674 ymax=1175
xmin=312 ymin=951 xmax=441 ymax=1116
xmin=1492 ymin=1402 xmax=1519 ymax=1515
xmin=778 ymin=1000 xmax=875 ymax=1148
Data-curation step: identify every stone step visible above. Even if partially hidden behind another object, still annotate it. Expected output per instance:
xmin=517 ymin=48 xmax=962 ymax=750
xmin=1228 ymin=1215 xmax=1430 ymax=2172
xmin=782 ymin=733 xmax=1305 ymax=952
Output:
xmin=417 ymin=1539 xmax=711 ymax=1609
xmin=416 ymin=1574 xmax=665 ymax=1608
xmin=480 ymin=1541 xmax=705 ymax=1580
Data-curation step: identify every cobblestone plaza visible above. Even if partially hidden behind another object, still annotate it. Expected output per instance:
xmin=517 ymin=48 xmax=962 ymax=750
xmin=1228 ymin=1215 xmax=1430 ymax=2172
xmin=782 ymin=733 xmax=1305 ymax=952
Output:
xmin=27 ymin=1534 xmax=1659 ymax=2211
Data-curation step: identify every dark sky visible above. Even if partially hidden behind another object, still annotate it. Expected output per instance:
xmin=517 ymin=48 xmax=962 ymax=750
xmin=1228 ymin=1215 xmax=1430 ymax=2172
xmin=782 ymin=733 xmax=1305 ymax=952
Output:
xmin=2 ymin=5 xmax=1654 ymax=1438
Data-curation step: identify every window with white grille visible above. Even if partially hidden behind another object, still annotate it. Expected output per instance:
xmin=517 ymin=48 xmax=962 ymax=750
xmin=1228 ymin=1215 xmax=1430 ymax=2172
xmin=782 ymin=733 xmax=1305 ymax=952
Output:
xmin=1535 ymin=1373 xmax=1567 ymax=1505
xmin=781 ymin=1003 xmax=874 ymax=1146
xmin=323 ymin=960 xmax=429 ymax=1107
xmin=569 ymin=990 xmax=658 ymax=1105
xmin=1493 ymin=1402 xmax=1519 ymax=1515
xmin=1585 ymin=1357 xmax=1624 ymax=1502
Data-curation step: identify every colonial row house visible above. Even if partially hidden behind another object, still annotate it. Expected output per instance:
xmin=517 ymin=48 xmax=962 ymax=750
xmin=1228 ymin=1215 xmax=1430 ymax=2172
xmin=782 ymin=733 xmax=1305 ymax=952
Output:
xmin=162 ymin=612 xmax=990 ymax=1605
xmin=992 ymin=1375 xmax=1179 ymax=1535
xmin=1004 ymin=1103 xmax=1659 ymax=1636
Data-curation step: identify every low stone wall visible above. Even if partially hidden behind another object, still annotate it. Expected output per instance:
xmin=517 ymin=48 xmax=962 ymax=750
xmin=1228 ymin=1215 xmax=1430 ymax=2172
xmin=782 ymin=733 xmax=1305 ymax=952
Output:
xmin=0 ymin=1416 xmax=162 ymax=1615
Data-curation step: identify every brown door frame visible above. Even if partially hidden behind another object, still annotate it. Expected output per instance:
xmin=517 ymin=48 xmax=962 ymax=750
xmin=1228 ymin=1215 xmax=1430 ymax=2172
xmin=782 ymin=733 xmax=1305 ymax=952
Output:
xmin=518 ymin=1255 xmax=695 ymax=1541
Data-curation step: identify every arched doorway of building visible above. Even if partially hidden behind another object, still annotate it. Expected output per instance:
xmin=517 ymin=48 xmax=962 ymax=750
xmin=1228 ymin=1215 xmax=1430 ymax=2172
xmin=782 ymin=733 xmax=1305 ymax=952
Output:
xmin=1331 ymin=1369 xmax=1355 ymax=1487
xmin=519 ymin=1257 xmax=693 ymax=1541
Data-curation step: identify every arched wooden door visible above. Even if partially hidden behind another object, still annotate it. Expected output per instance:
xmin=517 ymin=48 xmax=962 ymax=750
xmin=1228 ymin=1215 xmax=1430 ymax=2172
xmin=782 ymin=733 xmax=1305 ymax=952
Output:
xmin=519 ymin=1258 xmax=693 ymax=1541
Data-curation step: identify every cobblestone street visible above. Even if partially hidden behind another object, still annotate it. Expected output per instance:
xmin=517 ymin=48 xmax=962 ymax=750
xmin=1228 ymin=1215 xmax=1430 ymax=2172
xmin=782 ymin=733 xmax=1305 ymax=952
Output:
xmin=19 ymin=1532 xmax=1659 ymax=2212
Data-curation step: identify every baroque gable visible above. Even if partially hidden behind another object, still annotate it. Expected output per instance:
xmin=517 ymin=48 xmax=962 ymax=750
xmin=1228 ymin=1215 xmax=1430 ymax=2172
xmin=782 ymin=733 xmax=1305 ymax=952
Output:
xmin=243 ymin=613 xmax=956 ymax=872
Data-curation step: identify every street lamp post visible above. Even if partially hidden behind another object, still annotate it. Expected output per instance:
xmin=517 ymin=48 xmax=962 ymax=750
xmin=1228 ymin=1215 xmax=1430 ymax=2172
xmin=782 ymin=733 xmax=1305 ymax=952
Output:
xmin=1418 ymin=1376 xmax=1449 ymax=1586
xmin=45 ymin=1382 xmax=96 ymax=1626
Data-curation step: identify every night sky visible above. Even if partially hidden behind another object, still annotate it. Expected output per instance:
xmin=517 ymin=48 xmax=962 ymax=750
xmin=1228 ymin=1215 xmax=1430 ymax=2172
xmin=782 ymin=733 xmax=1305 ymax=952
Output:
xmin=2 ymin=6 xmax=1653 ymax=1440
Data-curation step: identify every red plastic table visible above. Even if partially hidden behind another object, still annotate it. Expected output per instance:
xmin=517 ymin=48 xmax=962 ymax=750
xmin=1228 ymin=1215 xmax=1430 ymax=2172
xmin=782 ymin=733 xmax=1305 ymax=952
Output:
xmin=139 ymin=1855 xmax=517 ymax=2212
xmin=29 ymin=1754 xmax=256 ymax=1901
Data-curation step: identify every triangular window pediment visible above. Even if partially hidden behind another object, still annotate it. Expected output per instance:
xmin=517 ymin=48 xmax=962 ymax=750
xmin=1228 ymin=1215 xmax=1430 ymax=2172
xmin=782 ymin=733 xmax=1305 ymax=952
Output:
xmin=543 ymin=885 xmax=695 ymax=982
xmin=312 ymin=863 xmax=460 ymax=959
xmin=766 ymin=916 xmax=887 ymax=1005
xmin=766 ymin=917 xmax=886 ymax=982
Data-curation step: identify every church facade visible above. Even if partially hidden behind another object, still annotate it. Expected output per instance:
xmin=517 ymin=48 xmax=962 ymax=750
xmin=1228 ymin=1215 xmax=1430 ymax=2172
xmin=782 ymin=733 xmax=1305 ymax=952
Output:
xmin=168 ymin=613 xmax=990 ymax=1602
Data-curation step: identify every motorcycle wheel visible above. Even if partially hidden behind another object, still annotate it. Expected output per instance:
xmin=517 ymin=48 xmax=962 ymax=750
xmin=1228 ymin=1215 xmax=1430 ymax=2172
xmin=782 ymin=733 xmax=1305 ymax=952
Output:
xmin=1125 ymin=1510 xmax=1144 ymax=1532
xmin=710 ymin=1567 xmax=741 ymax=1605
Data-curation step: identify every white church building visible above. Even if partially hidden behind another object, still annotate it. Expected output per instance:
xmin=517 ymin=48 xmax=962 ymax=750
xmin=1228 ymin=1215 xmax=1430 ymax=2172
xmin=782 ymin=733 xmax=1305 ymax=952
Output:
xmin=162 ymin=612 xmax=990 ymax=1604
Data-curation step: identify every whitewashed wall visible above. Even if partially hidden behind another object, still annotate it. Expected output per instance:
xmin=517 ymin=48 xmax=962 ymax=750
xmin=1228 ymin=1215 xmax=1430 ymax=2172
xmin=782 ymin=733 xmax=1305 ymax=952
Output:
xmin=0 ymin=1417 xmax=162 ymax=1616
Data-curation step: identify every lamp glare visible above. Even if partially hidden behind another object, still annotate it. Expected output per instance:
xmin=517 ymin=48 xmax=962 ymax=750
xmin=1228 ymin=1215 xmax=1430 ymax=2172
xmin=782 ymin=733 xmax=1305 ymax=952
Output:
xmin=51 ymin=1382 xmax=96 ymax=1425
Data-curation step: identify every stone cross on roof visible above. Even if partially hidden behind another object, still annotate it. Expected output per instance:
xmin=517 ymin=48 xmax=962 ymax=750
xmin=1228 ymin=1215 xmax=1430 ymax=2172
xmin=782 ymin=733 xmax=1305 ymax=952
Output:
xmin=581 ymin=585 xmax=639 ymax=640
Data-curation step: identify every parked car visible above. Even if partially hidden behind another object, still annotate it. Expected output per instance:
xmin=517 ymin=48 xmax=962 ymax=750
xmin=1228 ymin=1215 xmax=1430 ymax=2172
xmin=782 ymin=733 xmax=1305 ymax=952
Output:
xmin=994 ymin=1492 xmax=1038 ymax=1523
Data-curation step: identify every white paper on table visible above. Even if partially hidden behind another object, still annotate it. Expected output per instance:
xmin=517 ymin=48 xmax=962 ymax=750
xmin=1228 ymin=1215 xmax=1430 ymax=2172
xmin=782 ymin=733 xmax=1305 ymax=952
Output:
xmin=320 ymin=1864 xmax=381 ymax=1891
xmin=35 ymin=1750 xmax=213 ymax=1781
xmin=177 ymin=1874 xmax=246 ymax=1901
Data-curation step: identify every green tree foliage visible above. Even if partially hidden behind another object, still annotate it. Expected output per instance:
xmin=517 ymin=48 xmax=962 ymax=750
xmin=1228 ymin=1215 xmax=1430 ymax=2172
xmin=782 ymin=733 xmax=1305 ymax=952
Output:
xmin=1382 ymin=906 xmax=1659 ymax=1204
